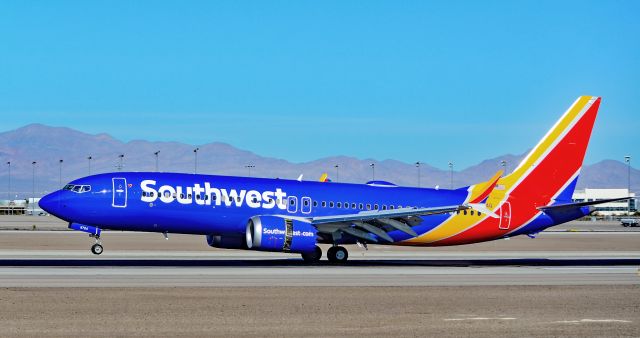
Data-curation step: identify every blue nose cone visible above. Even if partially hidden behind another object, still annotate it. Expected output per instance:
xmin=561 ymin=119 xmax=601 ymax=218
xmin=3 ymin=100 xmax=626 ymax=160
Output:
xmin=39 ymin=191 xmax=63 ymax=217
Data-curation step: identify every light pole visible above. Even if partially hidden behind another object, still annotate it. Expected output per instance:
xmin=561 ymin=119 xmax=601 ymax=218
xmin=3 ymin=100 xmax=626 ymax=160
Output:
xmin=193 ymin=148 xmax=200 ymax=174
xmin=154 ymin=151 xmax=160 ymax=172
xmin=370 ymin=163 xmax=375 ymax=181
xmin=117 ymin=154 xmax=124 ymax=171
xmin=334 ymin=165 xmax=339 ymax=182
xmin=245 ymin=165 xmax=255 ymax=176
xmin=87 ymin=156 xmax=92 ymax=175
xmin=59 ymin=159 xmax=63 ymax=187
xmin=448 ymin=162 xmax=454 ymax=189
xmin=500 ymin=160 xmax=507 ymax=174
xmin=625 ymin=156 xmax=631 ymax=215
xmin=31 ymin=161 xmax=36 ymax=214
xmin=6 ymin=161 xmax=10 ymax=200
xmin=415 ymin=161 xmax=421 ymax=187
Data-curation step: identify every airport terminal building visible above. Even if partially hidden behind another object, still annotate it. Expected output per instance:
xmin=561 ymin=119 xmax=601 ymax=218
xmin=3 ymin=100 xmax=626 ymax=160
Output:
xmin=572 ymin=188 xmax=637 ymax=215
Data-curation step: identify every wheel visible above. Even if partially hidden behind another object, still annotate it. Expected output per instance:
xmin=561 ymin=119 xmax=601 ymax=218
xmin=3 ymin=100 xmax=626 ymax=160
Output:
xmin=91 ymin=243 xmax=103 ymax=255
xmin=301 ymin=245 xmax=322 ymax=263
xmin=327 ymin=246 xmax=348 ymax=263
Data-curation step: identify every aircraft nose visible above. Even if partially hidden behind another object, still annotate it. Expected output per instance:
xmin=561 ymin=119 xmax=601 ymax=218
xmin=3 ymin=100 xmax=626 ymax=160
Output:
xmin=39 ymin=191 xmax=63 ymax=217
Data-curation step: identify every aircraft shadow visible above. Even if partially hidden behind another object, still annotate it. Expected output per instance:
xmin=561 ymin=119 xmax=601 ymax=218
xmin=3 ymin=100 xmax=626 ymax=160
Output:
xmin=0 ymin=258 xmax=639 ymax=267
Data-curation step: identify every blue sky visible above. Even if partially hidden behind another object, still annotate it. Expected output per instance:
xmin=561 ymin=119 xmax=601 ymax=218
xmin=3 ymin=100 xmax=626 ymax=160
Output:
xmin=1 ymin=1 xmax=638 ymax=169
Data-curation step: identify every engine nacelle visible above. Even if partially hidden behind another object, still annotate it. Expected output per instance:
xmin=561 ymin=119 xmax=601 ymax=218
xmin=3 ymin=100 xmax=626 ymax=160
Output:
xmin=206 ymin=234 xmax=246 ymax=249
xmin=245 ymin=216 xmax=317 ymax=253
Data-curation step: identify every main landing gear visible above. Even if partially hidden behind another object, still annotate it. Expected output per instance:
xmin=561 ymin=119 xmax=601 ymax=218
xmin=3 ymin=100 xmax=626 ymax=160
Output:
xmin=301 ymin=245 xmax=322 ymax=263
xmin=90 ymin=234 xmax=103 ymax=255
xmin=327 ymin=246 xmax=348 ymax=263
xmin=299 ymin=245 xmax=350 ymax=264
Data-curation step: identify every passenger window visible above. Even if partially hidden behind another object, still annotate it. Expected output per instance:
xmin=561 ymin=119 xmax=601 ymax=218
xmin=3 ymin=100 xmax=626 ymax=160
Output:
xmin=366 ymin=204 xmax=371 ymax=210
xmin=252 ymin=197 xmax=258 ymax=203
xmin=359 ymin=203 xmax=363 ymax=210
xmin=337 ymin=202 xmax=342 ymax=208
xmin=330 ymin=202 xmax=334 ymax=208
xmin=374 ymin=204 xmax=379 ymax=210
xmin=236 ymin=197 xmax=241 ymax=202
xmin=382 ymin=205 xmax=387 ymax=210
xmin=313 ymin=201 xmax=318 ymax=207
xmin=351 ymin=203 xmax=356 ymax=209
xmin=390 ymin=205 xmax=395 ymax=210
xmin=196 ymin=195 xmax=200 ymax=200
xmin=304 ymin=199 xmax=309 ymax=206
xmin=290 ymin=199 xmax=295 ymax=205
xmin=180 ymin=194 xmax=185 ymax=199
xmin=73 ymin=186 xmax=82 ymax=192
xmin=164 ymin=191 xmax=171 ymax=198
xmin=463 ymin=210 xmax=467 ymax=215
xmin=470 ymin=210 xmax=474 ymax=216
xmin=322 ymin=201 xmax=326 ymax=207
xmin=211 ymin=194 xmax=217 ymax=200
xmin=478 ymin=211 xmax=482 ymax=216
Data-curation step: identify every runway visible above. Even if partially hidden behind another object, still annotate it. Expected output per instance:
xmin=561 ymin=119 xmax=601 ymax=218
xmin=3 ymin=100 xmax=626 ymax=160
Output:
xmin=1 ymin=225 xmax=639 ymax=336
xmin=0 ymin=230 xmax=638 ymax=287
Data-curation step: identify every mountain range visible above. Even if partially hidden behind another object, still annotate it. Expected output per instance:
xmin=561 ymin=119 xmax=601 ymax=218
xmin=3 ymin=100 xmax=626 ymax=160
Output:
xmin=0 ymin=124 xmax=638 ymax=198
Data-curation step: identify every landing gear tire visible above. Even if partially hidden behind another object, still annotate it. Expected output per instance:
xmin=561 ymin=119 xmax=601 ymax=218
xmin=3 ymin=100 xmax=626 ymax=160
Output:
xmin=327 ymin=246 xmax=348 ymax=263
xmin=301 ymin=245 xmax=322 ymax=263
xmin=91 ymin=243 xmax=103 ymax=255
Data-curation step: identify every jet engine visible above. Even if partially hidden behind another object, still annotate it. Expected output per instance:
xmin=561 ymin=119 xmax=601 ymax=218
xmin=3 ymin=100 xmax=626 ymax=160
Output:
xmin=245 ymin=215 xmax=317 ymax=253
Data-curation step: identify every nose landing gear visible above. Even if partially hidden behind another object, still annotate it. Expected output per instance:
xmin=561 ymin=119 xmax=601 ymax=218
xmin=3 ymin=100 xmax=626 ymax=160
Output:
xmin=89 ymin=234 xmax=103 ymax=255
xmin=91 ymin=243 xmax=103 ymax=255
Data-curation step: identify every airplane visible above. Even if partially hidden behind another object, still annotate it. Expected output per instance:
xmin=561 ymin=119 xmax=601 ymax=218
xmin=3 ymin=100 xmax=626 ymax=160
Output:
xmin=39 ymin=96 xmax=628 ymax=263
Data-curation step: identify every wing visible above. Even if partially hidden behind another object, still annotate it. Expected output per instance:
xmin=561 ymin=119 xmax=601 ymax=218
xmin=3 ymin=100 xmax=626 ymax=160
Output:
xmin=306 ymin=204 xmax=496 ymax=243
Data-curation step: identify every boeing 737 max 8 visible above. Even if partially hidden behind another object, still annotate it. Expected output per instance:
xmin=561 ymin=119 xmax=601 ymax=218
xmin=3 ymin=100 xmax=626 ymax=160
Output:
xmin=39 ymin=96 xmax=627 ymax=263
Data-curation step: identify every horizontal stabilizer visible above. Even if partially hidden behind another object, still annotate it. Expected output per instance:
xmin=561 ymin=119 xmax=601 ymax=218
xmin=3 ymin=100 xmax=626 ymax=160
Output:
xmin=538 ymin=197 xmax=632 ymax=212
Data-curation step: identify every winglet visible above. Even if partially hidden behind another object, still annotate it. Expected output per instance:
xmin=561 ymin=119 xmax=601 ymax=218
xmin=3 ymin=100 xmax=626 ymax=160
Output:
xmin=319 ymin=173 xmax=330 ymax=182
xmin=469 ymin=170 xmax=503 ymax=204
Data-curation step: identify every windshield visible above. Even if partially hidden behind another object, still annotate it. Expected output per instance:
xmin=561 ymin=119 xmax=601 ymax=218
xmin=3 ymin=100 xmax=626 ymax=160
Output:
xmin=63 ymin=184 xmax=92 ymax=193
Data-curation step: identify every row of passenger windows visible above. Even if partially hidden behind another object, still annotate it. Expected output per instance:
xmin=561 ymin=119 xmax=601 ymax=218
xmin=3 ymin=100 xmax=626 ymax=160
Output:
xmin=310 ymin=200 xmax=403 ymax=211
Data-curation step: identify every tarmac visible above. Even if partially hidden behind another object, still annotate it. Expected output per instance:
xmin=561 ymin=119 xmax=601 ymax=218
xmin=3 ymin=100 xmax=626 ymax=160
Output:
xmin=0 ymin=216 xmax=639 ymax=336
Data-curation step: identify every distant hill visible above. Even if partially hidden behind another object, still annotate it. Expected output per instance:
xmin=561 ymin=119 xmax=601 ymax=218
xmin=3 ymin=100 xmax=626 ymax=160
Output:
xmin=0 ymin=124 xmax=637 ymax=198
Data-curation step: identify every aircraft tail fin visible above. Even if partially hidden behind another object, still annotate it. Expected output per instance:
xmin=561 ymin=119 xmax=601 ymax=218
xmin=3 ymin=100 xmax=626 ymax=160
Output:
xmin=488 ymin=96 xmax=601 ymax=208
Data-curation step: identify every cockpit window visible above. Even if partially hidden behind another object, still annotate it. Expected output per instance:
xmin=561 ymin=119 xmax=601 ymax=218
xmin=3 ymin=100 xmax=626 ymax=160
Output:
xmin=64 ymin=184 xmax=92 ymax=193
